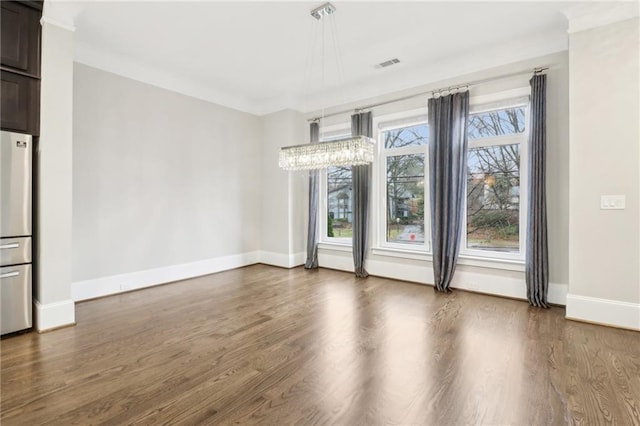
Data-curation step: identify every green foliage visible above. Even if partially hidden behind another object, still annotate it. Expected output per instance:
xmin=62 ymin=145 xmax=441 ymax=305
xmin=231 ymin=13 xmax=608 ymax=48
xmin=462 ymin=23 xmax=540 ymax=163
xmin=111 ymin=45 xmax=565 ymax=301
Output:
xmin=499 ymin=224 xmax=519 ymax=238
xmin=417 ymin=194 xmax=425 ymax=217
xmin=470 ymin=210 xmax=518 ymax=237
xmin=327 ymin=214 xmax=334 ymax=238
xmin=471 ymin=210 xmax=510 ymax=228
xmin=396 ymin=216 xmax=413 ymax=225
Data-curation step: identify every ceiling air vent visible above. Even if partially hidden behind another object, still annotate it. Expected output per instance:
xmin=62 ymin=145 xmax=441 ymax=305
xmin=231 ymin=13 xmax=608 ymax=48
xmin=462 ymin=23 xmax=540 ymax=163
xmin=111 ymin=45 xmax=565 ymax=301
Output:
xmin=376 ymin=58 xmax=400 ymax=69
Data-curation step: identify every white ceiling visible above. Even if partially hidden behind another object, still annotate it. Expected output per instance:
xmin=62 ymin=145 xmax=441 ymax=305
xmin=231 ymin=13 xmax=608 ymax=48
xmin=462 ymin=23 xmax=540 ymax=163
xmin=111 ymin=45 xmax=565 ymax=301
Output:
xmin=48 ymin=1 xmax=591 ymax=115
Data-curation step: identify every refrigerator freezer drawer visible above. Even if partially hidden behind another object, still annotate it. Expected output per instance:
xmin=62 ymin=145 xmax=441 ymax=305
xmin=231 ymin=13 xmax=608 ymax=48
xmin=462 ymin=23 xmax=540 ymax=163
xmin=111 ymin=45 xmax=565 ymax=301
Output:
xmin=0 ymin=236 xmax=31 ymax=266
xmin=1 ymin=263 xmax=32 ymax=335
xmin=0 ymin=131 xmax=32 ymax=237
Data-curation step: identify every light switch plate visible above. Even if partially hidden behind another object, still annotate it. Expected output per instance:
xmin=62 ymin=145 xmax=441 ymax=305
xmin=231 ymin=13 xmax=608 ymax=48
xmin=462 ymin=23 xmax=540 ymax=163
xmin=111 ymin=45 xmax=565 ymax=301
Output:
xmin=601 ymin=195 xmax=626 ymax=210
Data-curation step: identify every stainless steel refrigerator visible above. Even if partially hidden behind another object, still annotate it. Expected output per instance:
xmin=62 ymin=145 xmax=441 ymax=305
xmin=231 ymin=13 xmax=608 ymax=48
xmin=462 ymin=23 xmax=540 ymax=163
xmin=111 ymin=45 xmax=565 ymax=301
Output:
xmin=1 ymin=130 xmax=32 ymax=335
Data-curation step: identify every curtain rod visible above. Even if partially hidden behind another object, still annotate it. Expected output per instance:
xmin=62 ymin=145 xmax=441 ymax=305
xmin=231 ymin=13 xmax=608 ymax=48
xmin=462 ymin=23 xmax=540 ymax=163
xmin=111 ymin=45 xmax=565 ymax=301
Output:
xmin=308 ymin=66 xmax=548 ymax=122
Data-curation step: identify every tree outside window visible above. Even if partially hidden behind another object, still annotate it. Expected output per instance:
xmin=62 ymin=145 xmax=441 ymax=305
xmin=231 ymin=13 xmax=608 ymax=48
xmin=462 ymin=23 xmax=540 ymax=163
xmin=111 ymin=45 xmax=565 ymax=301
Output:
xmin=381 ymin=123 xmax=428 ymax=246
xmin=466 ymin=106 xmax=525 ymax=253
xmin=327 ymin=165 xmax=352 ymax=238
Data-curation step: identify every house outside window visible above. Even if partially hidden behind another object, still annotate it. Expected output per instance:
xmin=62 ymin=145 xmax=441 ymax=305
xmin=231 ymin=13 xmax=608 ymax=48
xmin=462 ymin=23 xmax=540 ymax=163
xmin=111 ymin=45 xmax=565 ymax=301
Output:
xmin=326 ymin=166 xmax=352 ymax=238
xmin=320 ymin=130 xmax=352 ymax=242
xmin=378 ymin=119 xmax=430 ymax=252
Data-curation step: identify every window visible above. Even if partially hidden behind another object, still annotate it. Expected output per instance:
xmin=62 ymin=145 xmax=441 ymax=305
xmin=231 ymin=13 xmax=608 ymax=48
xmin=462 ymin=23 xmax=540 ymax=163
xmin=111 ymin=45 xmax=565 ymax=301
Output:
xmin=319 ymin=93 xmax=528 ymax=265
xmin=320 ymin=130 xmax=352 ymax=243
xmin=463 ymin=103 xmax=528 ymax=258
xmin=326 ymin=166 xmax=352 ymax=239
xmin=379 ymin=122 xmax=429 ymax=250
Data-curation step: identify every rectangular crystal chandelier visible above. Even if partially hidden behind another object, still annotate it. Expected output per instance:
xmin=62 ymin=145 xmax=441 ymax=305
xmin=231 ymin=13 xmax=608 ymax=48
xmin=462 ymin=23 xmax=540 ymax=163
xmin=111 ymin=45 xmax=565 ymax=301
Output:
xmin=278 ymin=135 xmax=375 ymax=171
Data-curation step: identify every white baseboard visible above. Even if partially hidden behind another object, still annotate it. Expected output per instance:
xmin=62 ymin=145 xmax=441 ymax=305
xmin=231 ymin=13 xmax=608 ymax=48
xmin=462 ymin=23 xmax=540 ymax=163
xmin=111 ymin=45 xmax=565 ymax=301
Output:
xmin=451 ymin=268 xmax=567 ymax=305
xmin=72 ymin=251 xmax=260 ymax=302
xmin=71 ymin=247 xmax=574 ymax=313
xmin=318 ymin=250 xmax=355 ymax=273
xmin=566 ymin=294 xmax=640 ymax=331
xmin=34 ymin=299 xmax=75 ymax=332
xmin=548 ymin=283 xmax=568 ymax=306
xmin=318 ymin=248 xmax=568 ymax=305
xmin=259 ymin=251 xmax=306 ymax=268
xmin=292 ymin=251 xmax=306 ymax=267
xmin=368 ymin=257 xmax=430 ymax=285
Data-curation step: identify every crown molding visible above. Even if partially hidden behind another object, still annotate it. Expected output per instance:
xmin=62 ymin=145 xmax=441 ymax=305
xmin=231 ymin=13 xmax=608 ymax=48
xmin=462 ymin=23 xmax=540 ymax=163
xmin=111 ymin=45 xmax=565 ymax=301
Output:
xmin=75 ymin=27 xmax=567 ymax=117
xmin=74 ymin=41 xmax=263 ymax=116
xmin=42 ymin=0 xmax=77 ymax=31
xmin=563 ymin=2 xmax=639 ymax=34
xmin=281 ymin=29 xmax=567 ymax=115
xmin=40 ymin=16 xmax=75 ymax=32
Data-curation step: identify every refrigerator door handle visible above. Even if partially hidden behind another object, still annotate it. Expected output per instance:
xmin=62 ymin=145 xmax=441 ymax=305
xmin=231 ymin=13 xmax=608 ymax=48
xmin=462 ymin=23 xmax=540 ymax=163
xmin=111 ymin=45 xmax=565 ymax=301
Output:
xmin=0 ymin=271 xmax=20 ymax=279
xmin=0 ymin=243 xmax=20 ymax=250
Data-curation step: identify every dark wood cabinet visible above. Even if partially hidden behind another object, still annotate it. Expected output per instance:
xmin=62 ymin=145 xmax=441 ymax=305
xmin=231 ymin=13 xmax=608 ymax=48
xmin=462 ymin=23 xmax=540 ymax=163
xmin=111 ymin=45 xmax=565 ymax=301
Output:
xmin=1 ymin=71 xmax=39 ymax=134
xmin=1 ymin=2 xmax=41 ymax=77
xmin=1 ymin=1 xmax=42 ymax=136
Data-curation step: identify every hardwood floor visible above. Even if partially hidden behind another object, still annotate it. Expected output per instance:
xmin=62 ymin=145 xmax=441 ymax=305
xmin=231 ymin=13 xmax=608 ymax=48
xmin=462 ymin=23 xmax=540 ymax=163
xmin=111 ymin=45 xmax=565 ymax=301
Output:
xmin=1 ymin=265 xmax=639 ymax=425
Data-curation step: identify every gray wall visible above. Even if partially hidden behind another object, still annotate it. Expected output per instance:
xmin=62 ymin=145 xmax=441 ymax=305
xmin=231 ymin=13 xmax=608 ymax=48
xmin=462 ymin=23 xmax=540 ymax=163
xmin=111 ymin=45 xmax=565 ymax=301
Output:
xmin=260 ymin=109 xmax=307 ymax=264
xmin=568 ymin=18 xmax=639 ymax=321
xmin=72 ymin=63 xmax=262 ymax=282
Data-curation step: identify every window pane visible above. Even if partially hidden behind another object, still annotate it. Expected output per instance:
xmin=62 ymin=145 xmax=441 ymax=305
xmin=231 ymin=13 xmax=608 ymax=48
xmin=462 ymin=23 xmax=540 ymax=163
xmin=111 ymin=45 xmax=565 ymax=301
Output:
xmin=327 ymin=166 xmax=352 ymax=238
xmin=386 ymin=154 xmax=425 ymax=244
xmin=383 ymin=124 xmax=428 ymax=148
xmin=467 ymin=144 xmax=520 ymax=252
xmin=468 ymin=106 xmax=525 ymax=138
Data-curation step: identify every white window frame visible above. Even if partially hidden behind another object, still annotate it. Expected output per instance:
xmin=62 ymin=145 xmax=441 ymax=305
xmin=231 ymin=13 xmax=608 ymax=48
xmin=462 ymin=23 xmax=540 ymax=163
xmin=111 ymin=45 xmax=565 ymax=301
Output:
xmin=459 ymin=91 xmax=530 ymax=262
xmin=318 ymin=124 xmax=352 ymax=246
xmin=376 ymin=112 xmax=431 ymax=254
xmin=317 ymin=88 xmax=530 ymax=267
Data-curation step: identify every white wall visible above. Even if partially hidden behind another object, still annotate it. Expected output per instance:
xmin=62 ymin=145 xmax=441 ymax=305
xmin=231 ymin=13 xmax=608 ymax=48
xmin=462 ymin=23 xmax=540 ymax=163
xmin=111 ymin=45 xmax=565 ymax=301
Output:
xmin=567 ymin=17 xmax=640 ymax=330
xmin=315 ymin=52 xmax=570 ymax=305
xmin=260 ymin=109 xmax=307 ymax=267
xmin=72 ymin=64 xmax=262 ymax=300
xmin=36 ymin=19 xmax=75 ymax=331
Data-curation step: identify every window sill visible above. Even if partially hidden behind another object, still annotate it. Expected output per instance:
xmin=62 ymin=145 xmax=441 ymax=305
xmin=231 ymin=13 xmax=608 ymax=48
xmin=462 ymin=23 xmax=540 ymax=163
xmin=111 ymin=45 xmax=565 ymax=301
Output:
xmin=371 ymin=247 xmax=525 ymax=272
xmin=371 ymin=247 xmax=430 ymax=261
xmin=457 ymin=255 xmax=525 ymax=272
xmin=318 ymin=242 xmax=352 ymax=252
xmin=320 ymin=243 xmax=525 ymax=272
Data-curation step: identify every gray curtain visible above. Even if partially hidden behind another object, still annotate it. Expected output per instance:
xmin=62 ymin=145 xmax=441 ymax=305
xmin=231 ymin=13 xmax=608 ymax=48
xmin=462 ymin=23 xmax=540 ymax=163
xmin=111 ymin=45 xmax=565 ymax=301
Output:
xmin=428 ymin=92 xmax=469 ymax=292
xmin=304 ymin=122 xmax=320 ymax=269
xmin=526 ymin=74 xmax=549 ymax=307
xmin=351 ymin=112 xmax=372 ymax=278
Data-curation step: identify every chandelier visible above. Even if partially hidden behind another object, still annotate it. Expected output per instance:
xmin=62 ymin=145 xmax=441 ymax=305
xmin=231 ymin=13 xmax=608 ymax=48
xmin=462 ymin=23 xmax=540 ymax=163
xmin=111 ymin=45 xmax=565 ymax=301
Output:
xmin=278 ymin=3 xmax=375 ymax=171
xmin=279 ymin=135 xmax=375 ymax=170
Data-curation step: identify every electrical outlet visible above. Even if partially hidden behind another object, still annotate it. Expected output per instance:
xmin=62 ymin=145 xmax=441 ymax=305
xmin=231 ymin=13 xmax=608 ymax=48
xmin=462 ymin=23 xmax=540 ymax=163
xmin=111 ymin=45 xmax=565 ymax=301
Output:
xmin=601 ymin=195 xmax=626 ymax=210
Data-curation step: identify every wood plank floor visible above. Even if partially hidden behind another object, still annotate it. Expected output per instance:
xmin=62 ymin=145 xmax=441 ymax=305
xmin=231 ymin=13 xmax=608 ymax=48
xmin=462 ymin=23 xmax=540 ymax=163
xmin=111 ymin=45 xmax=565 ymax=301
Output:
xmin=1 ymin=264 xmax=639 ymax=425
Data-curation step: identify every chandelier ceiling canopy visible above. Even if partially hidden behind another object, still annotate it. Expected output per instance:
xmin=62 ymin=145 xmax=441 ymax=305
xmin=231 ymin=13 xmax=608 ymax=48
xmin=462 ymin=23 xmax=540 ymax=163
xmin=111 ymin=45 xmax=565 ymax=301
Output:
xmin=278 ymin=3 xmax=375 ymax=171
